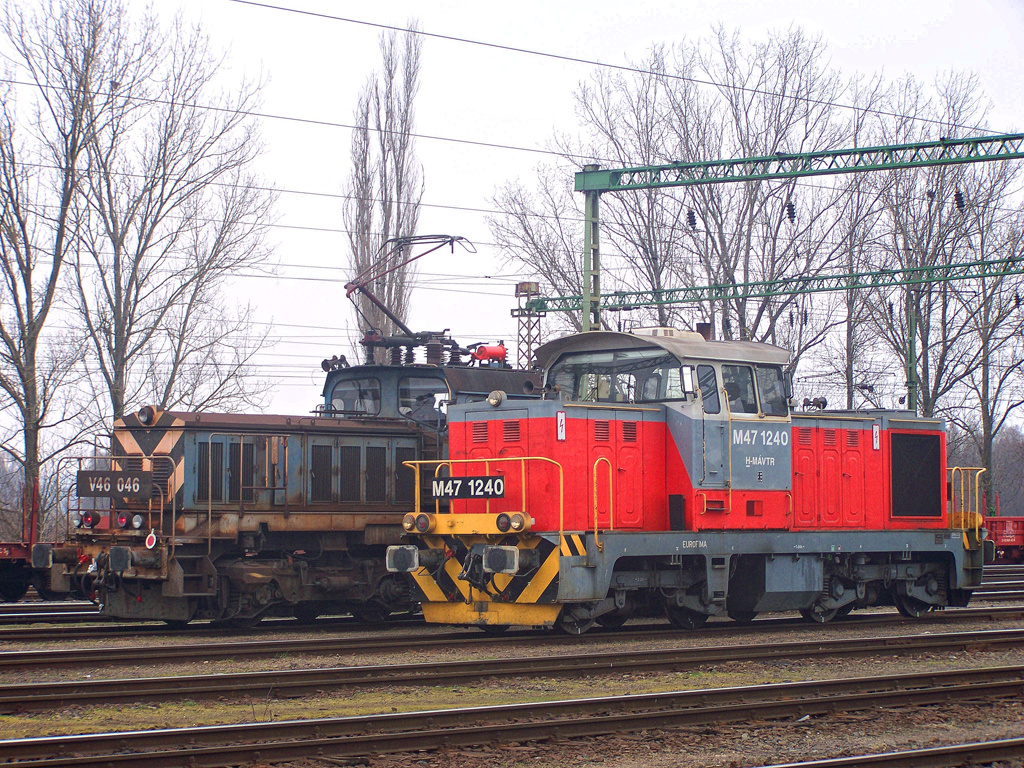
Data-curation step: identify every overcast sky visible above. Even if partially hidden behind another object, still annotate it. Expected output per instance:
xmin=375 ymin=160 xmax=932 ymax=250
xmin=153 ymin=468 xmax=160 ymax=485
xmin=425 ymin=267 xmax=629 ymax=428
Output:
xmin=162 ymin=0 xmax=1024 ymax=415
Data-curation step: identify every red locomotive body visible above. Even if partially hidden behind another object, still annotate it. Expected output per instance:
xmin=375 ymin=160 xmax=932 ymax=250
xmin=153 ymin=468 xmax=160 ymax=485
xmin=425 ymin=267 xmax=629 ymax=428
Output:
xmin=389 ymin=330 xmax=990 ymax=633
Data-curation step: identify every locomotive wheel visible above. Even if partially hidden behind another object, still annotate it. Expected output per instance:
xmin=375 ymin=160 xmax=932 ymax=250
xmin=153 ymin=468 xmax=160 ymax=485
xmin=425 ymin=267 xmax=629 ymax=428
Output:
xmin=351 ymin=603 xmax=391 ymax=624
xmin=556 ymin=611 xmax=596 ymax=635
xmin=727 ymin=609 xmax=758 ymax=625
xmin=30 ymin=574 xmax=65 ymax=602
xmin=799 ymin=605 xmax=838 ymax=624
xmin=596 ymin=612 xmax=630 ymax=629
xmin=292 ymin=605 xmax=321 ymax=624
xmin=835 ymin=603 xmax=855 ymax=619
xmin=664 ymin=604 xmax=708 ymax=630
xmin=0 ymin=570 xmax=29 ymax=603
xmin=227 ymin=612 xmax=264 ymax=629
xmin=893 ymin=592 xmax=932 ymax=618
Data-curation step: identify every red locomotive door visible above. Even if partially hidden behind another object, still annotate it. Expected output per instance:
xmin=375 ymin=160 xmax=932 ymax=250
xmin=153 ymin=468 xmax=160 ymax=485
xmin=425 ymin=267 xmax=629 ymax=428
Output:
xmin=588 ymin=414 xmax=615 ymax=531
xmin=615 ymin=414 xmax=643 ymax=529
xmin=819 ymin=429 xmax=842 ymax=526
xmin=841 ymin=430 xmax=866 ymax=527
xmin=792 ymin=426 xmax=817 ymax=528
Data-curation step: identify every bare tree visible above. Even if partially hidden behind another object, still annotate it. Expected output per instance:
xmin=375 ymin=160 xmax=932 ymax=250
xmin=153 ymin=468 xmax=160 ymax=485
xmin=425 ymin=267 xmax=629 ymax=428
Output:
xmin=0 ymin=0 xmax=118 ymax=508
xmin=68 ymin=8 xmax=274 ymax=419
xmin=490 ymin=163 xmax=585 ymax=333
xmin=343 ymin=23 xmax=423 ymax=359
xmin=491 ymin=28 xmax=877 ymax=363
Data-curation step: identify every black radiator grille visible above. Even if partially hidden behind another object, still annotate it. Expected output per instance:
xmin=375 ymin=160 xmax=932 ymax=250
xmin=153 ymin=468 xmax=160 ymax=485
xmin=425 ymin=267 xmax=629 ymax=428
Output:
xmin=310 ymin=444 xmax=333 ymax=502
xmin=366 ymin=446 xmax=387 ymax=502
xmin=339 ymin=445 xmax=361 ymax=502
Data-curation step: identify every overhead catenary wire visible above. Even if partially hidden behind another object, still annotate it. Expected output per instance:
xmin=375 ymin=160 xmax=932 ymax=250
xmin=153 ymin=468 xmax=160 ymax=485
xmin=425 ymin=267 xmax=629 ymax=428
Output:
xmin=228 ymin=0 xmax=1007 ymax=137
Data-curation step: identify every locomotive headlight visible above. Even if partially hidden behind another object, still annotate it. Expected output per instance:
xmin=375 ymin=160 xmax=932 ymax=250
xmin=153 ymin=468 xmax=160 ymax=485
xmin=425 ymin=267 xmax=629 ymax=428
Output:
xmin=131 ymin=514 xmax=144 ymax=530
xmin=509 ymin=513 xmax=526 ymax=532
xmin=496 ymin=513 xmax=512 ymax=533
xmin=115 ymin=512 xmax=130 ymax=529
xmin=414 ymin=513 xmax=435 ymax=533
xmin=402 ymin=513 xmax=417 ymax=532
xmin=79 ymin=511 xmax=100 ymax=528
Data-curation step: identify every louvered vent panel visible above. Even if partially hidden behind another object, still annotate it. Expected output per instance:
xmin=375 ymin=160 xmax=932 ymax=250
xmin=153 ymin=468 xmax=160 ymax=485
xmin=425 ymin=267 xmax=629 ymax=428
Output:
xmin=846 ymin=430 xmax=860 ymax=447
xmin=594 ymin=421 xmax=610 ymax=441
xmin=798 ymin=428 xmax=812 ymax=445
xmin=824 ymin=429 xmax=837 ymax=447
xmin=339 ymin=445 xmax=361 ymax=502
xmin=472 ymin=421 xmax=489 ymax=443
xmin=503 ymin=420 xmax=521 ymax=442
xmin=622 ymin=422 xmax=638 ymax=442
xmin=365 ymin=446 xmax=387 ymax=502
xmin=309 ymin=444 xmax=332 ymax=502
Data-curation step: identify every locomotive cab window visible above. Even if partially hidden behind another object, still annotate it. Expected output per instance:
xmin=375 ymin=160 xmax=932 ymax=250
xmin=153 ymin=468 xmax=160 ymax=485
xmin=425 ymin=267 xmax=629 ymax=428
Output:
xmin=330 ymin=378 xmax=381 ymax=416
xmin=548 ymin=347 xmax=685 ymax=403
xmin=399 ymin=376 xmax=448 ymax=425
xmin=696 ymin=365 xmax=720 ymax=414
xmin=721 ymin=365 xmax=757 ymax=414
xmin=755 ymin=365 xmax=789 ymax=417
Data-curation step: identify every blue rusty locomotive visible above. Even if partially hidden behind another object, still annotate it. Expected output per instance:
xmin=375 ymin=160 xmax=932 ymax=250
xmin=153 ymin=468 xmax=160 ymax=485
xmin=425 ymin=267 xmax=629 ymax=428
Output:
xmin=32 ymin=335 xmax=538 ymax=625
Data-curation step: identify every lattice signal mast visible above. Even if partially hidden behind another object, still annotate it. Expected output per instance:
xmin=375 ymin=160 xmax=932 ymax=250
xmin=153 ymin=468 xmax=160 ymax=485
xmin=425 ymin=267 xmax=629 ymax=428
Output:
xmin=511 ymin=281 xmax=543 ymax=369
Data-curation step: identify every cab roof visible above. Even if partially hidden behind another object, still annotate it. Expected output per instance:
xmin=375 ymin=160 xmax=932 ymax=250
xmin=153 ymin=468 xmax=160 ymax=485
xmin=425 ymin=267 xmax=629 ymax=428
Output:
xmin=535 ymin=330 xmax=790 ymax=370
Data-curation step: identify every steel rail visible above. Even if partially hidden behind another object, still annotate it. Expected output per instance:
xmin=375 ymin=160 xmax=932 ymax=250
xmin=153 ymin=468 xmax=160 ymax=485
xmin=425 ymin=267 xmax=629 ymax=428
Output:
xmin=3 ymin=665 xmax=1024 ymax=767
xmin=758 ymin=738 xmax=1024 ymax=768
xmin=4 ymin=605 xmax=1024 ymax=670
xmin=4 ymin=627 xmax=1024 ymax=713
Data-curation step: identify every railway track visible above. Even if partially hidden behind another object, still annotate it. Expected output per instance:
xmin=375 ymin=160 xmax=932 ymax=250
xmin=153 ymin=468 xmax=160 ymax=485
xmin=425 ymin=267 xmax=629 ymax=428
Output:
xmin=3 ymin=604 xmax=1024 ymax=671
xmin=3 ymin=625 xmax=1024 ymax=712
xmin=3 ymin=664 xmax=1022 ymax=767
xmin=759 ymin=738 xmax=1024 ymax=768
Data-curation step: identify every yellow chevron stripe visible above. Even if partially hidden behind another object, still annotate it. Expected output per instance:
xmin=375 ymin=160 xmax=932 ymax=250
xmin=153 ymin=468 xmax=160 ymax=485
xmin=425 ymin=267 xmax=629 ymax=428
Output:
xmin=444 ymin=557 xmax=471 ymax=600
xmin=516 ymin=549 xmax=560 ymax=604
xmin=572 ymin=534 xmax=585 ymax=555
xmin=114 ymin=431 xmax=142 ymax=457
xmin=410 ymin=568 xmax=448 ymax=603
xmin=154 ymin=429 xmax=182 ymax=457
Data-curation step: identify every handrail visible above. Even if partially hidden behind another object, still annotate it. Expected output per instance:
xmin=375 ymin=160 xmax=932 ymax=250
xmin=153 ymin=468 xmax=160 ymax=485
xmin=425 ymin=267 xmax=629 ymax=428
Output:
xmin=948 ymin=465 xmax=987 ymax=543
xmin=592 ymin=456 xmax=613 ymax=552
xmin=403 ymin=456 xmax=565 ymax=546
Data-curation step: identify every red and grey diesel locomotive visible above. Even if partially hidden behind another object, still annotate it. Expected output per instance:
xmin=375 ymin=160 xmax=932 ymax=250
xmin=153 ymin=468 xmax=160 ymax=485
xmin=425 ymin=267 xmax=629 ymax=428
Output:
xmin=387 ymin=329 xmax=993 ymax=633
xmin=32 ymin=335 xmax=537 ymax=625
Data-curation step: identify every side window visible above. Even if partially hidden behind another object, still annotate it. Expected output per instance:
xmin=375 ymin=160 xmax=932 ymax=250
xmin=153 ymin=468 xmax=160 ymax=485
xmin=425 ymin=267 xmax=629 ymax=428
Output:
xmin=755 ymin=365 xmax=788 ymax=417
xmin=399 ymin=377 xmax=448 ymax=425
xmin=331 ymin=378 xmax=381 ymax=415
xmin=696 ymin=365 xmax=720 ymax=414
xmin=721 ymin=365 xmax=758 ymax=414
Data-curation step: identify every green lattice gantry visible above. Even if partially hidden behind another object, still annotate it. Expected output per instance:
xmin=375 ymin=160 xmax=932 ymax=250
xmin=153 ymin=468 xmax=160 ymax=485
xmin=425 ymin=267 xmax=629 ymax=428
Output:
xmin=574 ymin=133 xmax=1024 ymax=193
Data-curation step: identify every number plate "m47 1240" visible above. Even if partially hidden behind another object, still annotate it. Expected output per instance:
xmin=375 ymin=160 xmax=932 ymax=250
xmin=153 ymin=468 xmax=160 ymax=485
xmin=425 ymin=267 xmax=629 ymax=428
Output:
xmin=431 ymin=476 xmax=505 ymax=499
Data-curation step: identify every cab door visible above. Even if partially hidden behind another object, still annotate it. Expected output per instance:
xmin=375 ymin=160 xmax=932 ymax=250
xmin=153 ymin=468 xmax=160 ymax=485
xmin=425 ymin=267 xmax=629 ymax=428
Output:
xmin=696 ymin=364 xmax=727 ymax=488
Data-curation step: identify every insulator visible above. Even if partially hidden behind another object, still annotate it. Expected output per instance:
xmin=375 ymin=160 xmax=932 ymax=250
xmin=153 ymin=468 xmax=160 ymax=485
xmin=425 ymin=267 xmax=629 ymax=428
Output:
xmin=403 ymin=345 xmax=415 ymax=365
xmin=449 ymin=347 xmax=462 ymax=365
xmin=1016 ymin=292 xmax=1021 ymax=309
xmin=788 ymin=310 xmax=794 ymax=327
xmin=803 ymin=310 xmax=808 ymax=325
xmin=926 ymin=189 xmax=935 ymax=201
xmin=687 ymin=208 xmax=697 ymax=229
xmin=954 ymin=190 xmax=965 ymax=211
xmin=786 ymin=201 xmax=796 ymax=221
xmin=389 ymin=346 xmax=402 ymax=365
xmin=888 ymin=301 xmax=894 ymax=319
xmin=426 ymin=340 xmax=443 ymax=366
